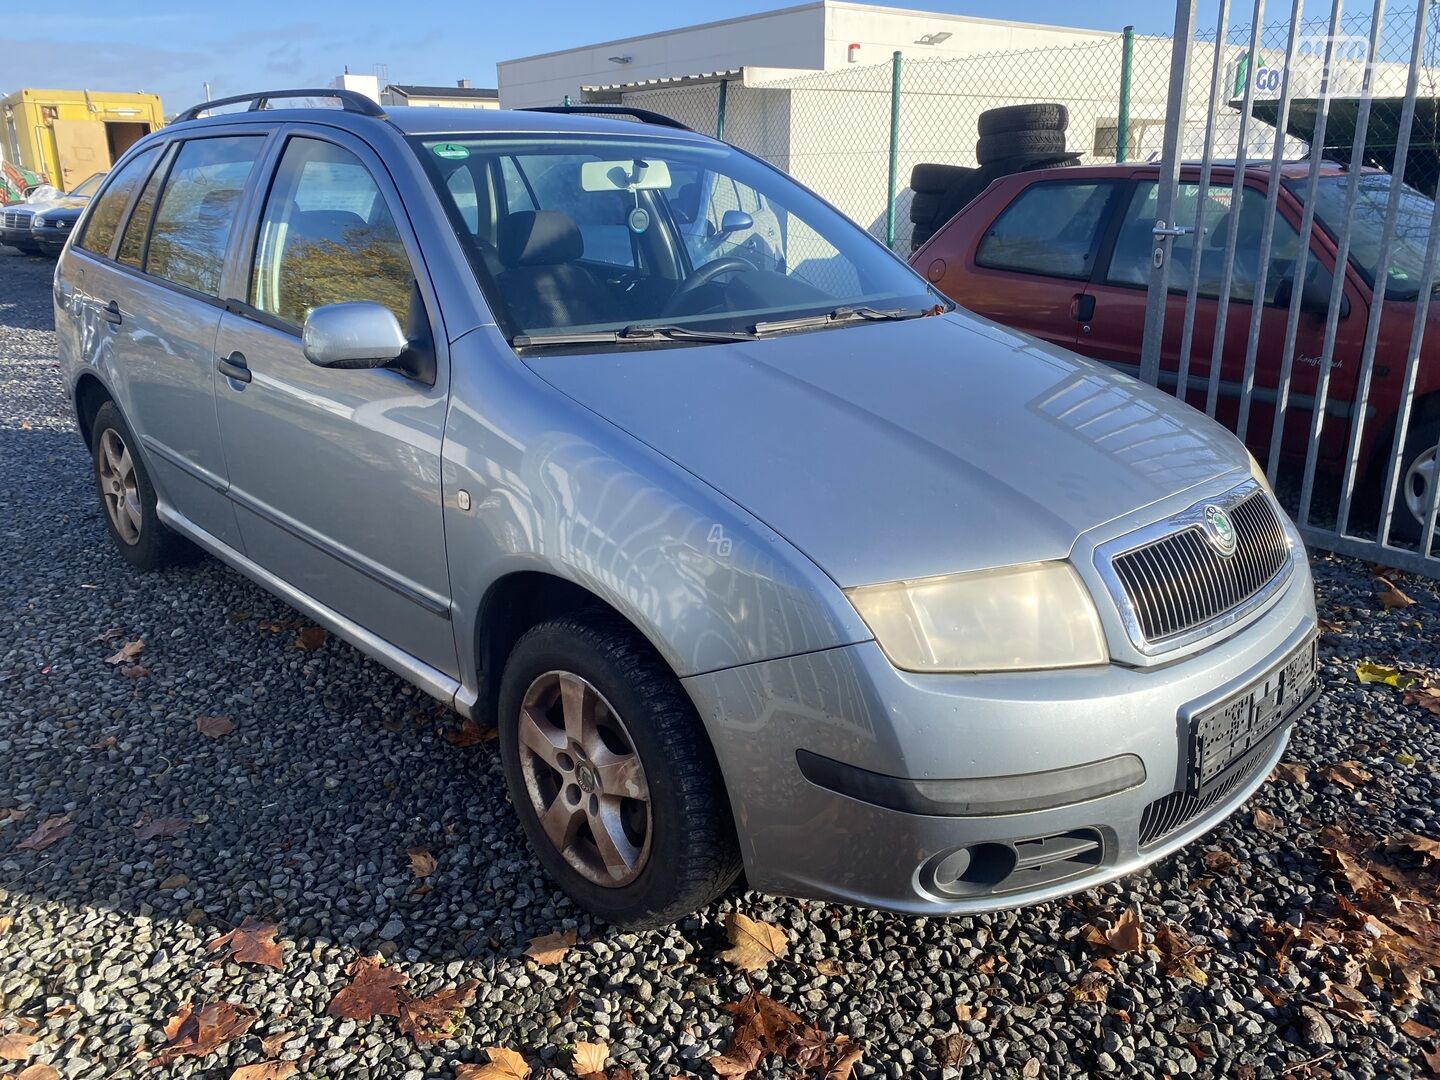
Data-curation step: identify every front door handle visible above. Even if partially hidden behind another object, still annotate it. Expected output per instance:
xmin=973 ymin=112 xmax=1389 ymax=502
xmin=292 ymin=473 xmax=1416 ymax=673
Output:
xmin=1071 ymin=294 xmax=1096 ymax=322
xmin=102 ymin=300 xmax=122 ymax=325
xmin=217 ymin=351 xmax=252 ymax=384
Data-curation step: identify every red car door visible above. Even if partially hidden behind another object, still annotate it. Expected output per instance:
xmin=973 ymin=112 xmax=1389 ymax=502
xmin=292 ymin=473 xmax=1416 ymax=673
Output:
xmin=1077 ymin=174 xmax=1367 ymax=468
xmin=919 ymin=174 xmax=1124 ymax=352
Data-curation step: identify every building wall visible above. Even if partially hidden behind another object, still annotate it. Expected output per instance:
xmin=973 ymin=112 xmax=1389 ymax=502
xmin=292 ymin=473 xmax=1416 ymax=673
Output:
xmin=1 ymin=89 xmax=165 ymax=187
xmin=390 ymin=95 xmax=500 ymax=109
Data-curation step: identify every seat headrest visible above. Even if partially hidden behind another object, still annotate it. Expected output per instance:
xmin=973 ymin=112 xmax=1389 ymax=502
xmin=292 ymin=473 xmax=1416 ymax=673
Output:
xmin=199 ymin=190 xmax=240 ymax=222
xmin=289 ymin=209 xmax=368 ymax=245
xmin=500 ymin=210 xmax=583 ymax=268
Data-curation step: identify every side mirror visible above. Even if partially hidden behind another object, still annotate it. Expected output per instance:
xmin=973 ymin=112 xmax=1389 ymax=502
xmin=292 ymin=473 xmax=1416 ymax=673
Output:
xmin=717 ymin=209 xmax=754 ymax=237
xmin=302 ymin=301 xmax=408 ymax=369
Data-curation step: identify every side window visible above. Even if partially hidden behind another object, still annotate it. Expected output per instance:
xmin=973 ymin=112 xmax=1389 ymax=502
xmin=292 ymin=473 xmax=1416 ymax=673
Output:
xmin=117 ymin=159 xmax=166 ymax=268
xmin=146 ymin=137 xmax=264 ymax=296
xmin=77 ymin=148 xmax=158 ymax=257
xmin=250 ymin=137 xmax=416 ymax=328
xmin=1107 ymin=182 xmax=1302 ymax=303
xmin=976 ymin=181 xmax=1115 ymax=279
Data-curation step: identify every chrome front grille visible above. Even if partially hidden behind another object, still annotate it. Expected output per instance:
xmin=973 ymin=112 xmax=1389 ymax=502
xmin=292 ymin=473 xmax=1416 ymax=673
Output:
xmin=3 ymin=209 xmax=33 ymax=229
xmin=1101 ymin=481 xmax=1292 ymax=652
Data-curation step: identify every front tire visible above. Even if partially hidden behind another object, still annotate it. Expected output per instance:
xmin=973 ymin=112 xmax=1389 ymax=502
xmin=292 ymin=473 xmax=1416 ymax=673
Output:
xmin=91 ymin=401 xmax=185 ymax=570
xmin=497 ymin=613 xmax=741 ymax=927
xmin=1384 ymin=418 xmax=1440 ymax=545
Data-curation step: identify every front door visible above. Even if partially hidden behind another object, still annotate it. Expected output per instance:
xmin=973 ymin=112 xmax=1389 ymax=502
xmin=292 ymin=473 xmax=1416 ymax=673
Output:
xmin=212 ymin=130 xmax=456 ymax=675
xmin=52 ymin=119 xmax=110 ymax=189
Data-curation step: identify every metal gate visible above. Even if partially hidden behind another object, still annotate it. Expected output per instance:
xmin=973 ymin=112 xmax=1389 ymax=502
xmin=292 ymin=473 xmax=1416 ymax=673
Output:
xmin=1140 ymin=0 xmax=1440 ymax=574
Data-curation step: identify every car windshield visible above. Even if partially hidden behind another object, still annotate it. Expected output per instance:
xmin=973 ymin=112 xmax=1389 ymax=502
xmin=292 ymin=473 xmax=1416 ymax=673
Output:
xmin=67 ymin=172 xmax=106 ymax=198
xmin=1295 ymin=172 xmax=1436 ymax=300
xmin=413 ymin=132 xmax=943 ymax=344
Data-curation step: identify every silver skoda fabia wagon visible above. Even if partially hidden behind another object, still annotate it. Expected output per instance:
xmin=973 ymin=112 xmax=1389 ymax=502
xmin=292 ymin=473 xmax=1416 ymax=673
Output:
xmin=54 ymin=89 xmax=1318 ymax=927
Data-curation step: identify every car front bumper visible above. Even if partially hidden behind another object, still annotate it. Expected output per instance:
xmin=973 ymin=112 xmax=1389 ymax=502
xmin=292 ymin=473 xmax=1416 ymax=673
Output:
xmin=683 ymin=558 xmax=1318 ymax=914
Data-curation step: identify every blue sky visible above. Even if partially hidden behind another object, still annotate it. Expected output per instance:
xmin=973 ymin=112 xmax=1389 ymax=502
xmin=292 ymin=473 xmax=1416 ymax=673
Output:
xmin=2 ymin=0 xmax=1337 ymax=115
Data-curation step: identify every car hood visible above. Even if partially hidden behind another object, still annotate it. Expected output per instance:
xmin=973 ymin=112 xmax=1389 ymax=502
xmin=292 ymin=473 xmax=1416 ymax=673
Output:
xmin=527 ymin=311 xmax=1251 ymax=588
xmin=13 ymin=195 xmax=88 ymax=212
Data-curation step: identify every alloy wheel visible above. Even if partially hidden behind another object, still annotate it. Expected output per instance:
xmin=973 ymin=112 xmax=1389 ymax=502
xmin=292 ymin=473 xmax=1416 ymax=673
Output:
xmin=98 ymin=428 xmax=143 ymax=545
xmin=516 ymin=670 xmax=653 ymax=887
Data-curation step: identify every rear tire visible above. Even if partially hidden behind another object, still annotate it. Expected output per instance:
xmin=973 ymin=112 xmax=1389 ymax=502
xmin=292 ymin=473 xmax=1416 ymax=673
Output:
xmin=91 ymin=401 xmax=186 ymax=571
xmin=976 ymin=129 xmax=1068 ymax=165
xmin=497 ymin=613 xmax=741 ymax=927
xmin=978 ymin=103 xmax=1069 ymax=136
xmin=1386 ymin=418 xmax=1440 ymax=544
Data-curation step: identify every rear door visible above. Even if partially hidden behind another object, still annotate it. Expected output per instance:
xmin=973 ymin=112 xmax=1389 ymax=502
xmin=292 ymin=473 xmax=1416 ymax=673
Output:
xmin=212 ymin=126 xmax=456 ymax=675
xmin=936 ymin=176 xmax=1124 ymax=351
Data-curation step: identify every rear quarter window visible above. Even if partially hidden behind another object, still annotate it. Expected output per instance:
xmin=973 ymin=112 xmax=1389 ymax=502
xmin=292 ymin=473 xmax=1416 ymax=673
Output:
xmin=77 ymin=148 xmax=160 ymax=257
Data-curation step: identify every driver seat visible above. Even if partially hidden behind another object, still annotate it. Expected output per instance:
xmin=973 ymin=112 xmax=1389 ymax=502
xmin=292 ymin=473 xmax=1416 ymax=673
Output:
xmin=496 ymin=210 xmax=608 ymax=329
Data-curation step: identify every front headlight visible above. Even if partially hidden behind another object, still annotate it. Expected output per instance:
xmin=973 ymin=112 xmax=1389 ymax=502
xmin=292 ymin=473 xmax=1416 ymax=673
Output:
xmin=845 ymin=561 xmax=1108 ymax=673
xmin=30 ymin=215 xmax=45 ymax=229
xmin=1248 ymin=451 xmax=1274 ymax=493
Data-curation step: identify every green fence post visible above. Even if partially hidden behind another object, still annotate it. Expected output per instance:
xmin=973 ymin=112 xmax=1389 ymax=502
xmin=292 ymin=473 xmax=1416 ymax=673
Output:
xmin=1117 ymin=26 xmax=1134 ymax=163
xmin=886 ymin=50 xmax=902 ymax=250
xmin=563 ymin=94 xmax=572 ymax=106
xmin=716 ymin=79 xmax=728 ymax=141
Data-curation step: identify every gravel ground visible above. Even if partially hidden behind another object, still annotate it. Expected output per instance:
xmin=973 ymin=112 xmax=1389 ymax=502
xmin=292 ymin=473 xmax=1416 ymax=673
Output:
xmin=3 ymin=244 xmax=1440 ymax=1080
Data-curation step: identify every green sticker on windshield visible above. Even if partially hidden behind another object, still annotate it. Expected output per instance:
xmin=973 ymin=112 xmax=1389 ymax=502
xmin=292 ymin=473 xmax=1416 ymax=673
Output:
xmin=432 ymin=142 xmax=471 ymax=160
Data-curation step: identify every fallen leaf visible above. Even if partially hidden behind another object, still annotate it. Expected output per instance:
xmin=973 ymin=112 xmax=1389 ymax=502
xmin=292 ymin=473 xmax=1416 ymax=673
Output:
xmin=953 ymin=1001 xmax=987 ymax=1023
xmin=444 ymin=718 xmax=497 ymax=747
xmin=407 ymin=847 xmax=437 ymax=878
xmin=120 ymin=664 xmax=149 ymax=680
xmin=327 ymin=955 xmax=408 ymax=1020
xmin=571 ymin=1040 xmax=609 ymax=1075
xmin=207 ymin=917 xmax=285 ymax=971
xmin=257 ymin=1030 xmax=296 ymax=1057
xmin=17 ymin=814 xmax=75 ymax=851
xmin=15 ymin=1065 xmax=61 ymax=1080
xmin=196 ymin=714 xmax=235 ymax=738
xmin=1102 ymin=906 xmax=1146 ymax=954
xmin=1068 ymin=971 xmax=1112 ymax=1003
xmin=0 ymin=807 xmax=27 ymax=825
xmin=295 ymin=626 xmax=327 ymax=651
xmin=132 ymin=815 xmax=189 ymax=841
xmin=1319 ymin=761 xmax=1374 ymax=790
xmin=1319 ymin=617 xmax=1345 ymax=633
xmin=155 ymin=1001 xmax=257 ymax=1063
xmin=1253 ymin=807 xmax=1282 ymax=833
xmin=1355 ymin=663 xmax=1417 ymax=688
xmin=397 ymin=979 xmax=479 ymax=1043
xmin=1203 ymin=849 xmax=1241 ymax=874
xmin=1403 ymin=685 xmax=1440 ymax=718
xmin=1272 ymin=762 xmax=1309 ymax=786
xmin=1376 ymin=577 xmax=1417 ymax=610
xmin=0 ymin=1033 xmax=38 ymax=1061
xmin=718 ymin=912 xmax=789 ymax=972
xmin=1401 ymin=1018 xmax=1437 ymax=1038
xmin=90 ymin=735 xmax=117 ymax=750
xmin=826 ymin=1039 xmax=864 ymax=1080
xmin=158 ymin=873 xmax=189 ymax=890
xmin=230 ymin=1063 xmax=298 ymax=1080
xmin=524 ymin=929 xmax=577 ymax=966
xmin=1155 ymin=924 xmax=1209 ymax=986
xmin=456 ymin=1047 xmax=530 ymax=1079
xmin=935 ymin=1032 xmax=973 ymax=1067
xmin=105 ymin=640 xmax=144 ymax=665
xmin=1387 ymin=832 xmax=1440 ymax=863
xmin=1424 ymin=1047 xmax=1440 ymax=1076
xmin=815 ymin=958 xmax=843 ymax=977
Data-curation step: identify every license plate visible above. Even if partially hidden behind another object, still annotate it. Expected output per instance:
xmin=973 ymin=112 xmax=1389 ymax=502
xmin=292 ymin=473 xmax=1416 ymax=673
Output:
xmin=1188 ymin=635 xmax=1318 ymax=793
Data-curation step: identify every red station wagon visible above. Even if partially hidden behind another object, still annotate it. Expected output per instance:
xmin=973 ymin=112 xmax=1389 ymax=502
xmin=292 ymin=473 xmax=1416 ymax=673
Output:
xmin=912 ymin=162 xmax=1439 ymax=538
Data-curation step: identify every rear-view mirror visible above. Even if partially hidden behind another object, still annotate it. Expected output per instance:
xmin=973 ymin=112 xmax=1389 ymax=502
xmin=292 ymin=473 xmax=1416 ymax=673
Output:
xmin=302 ymin=301 xmax=409 ymax=369
xmin=580 ymin=158 xmax=673 ymax=192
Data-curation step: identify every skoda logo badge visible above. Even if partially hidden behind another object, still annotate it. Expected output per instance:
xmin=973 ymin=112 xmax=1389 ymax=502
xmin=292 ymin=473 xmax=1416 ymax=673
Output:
xmin=1202 ymin=504 xmax=1238 ymax=556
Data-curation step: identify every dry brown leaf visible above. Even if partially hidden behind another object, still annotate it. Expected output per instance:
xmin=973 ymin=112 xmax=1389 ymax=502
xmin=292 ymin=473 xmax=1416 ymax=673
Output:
xmin=444 ymin=718 xmax=498 ymax=747
xmin=953 ymin=1001 xmax=988 ymax=1023
xmin=295 ymin=626 xmax=327 ymax=651
xmin=15 ymin=1065 xmax=61 ymax=1080
xmin=1155 ymin=924 xmax=1209 ymax=986
xmin=1401 ymin=1018 xmax=1437 ymax=1038
xmin=0 ymin=807 xmax=27 ymax=825
xmin=132 ymin=815 xmax=189 ymax=841
xmin=1105 ymin=906 xmax=1146 ymax=954
xmin=230 ymin=1063 xmax=298 ymax=1080
xmin=1424 ymin=1047 xmax=1440 ymax=1077
xmin=1387 ymin=833 xmax=1440 ymax=863
xmin=1319 ymin=761 xmax=1374 ymax=790
xmin=571 ymin=1040 xmax=609 ymax=1074
xmin=1272 ymin=762 xmax=1309 ymax=786
xmin=1404 ymin=685 xmax=1440 ymax=718
xmin=196 ymin=714 xmax=236 ymax=739
xmin=17 ymin=813 xmax=75 ymax=852
xmin=155 ymin=1001 xmax=257 ymax=1063
xmin=456 ymin=1047 xmax=531 ymax=1079
xmin=90 ymin=735 xmax=117 ymax=750
xmin=935 ymin=1032 xmax=973 ymax=1067
xmin=397 ymin=979 xmax=479 ymax=1043
xmin=1252 ymin=807 xmax=1282 ymax=833
xmin=525 ymin=929 xmax=577 ymax=966
xmin=718 ymin=912 xmax=789 ymax=972
xmin=1202 ymin=849 xmax=1241 ymax=874
xmin=327 ymin=955 xmax=408 ymax=1020
xmin=1377 ymin=577 xmax=1417 ymax=610
xmin=206 ymin=917 xmax=285 ymax=971
xmin=257 ymin=1030 xmax=296 ymax=1057
xmin=407 ymin=847 xmax=437 ymax=878
xmin=120 ymin=664 xmax=149 ymax=680
xmin=105 ymin=639 xmax=144 ymax=665
xmin=814 ymin=958 xmax=843 ymax=977
xmin=1068 ymin=971 xmax=1111 ymax=1003
xmin=1319 ymin=617 xmax=1345 ymax=633
xmin=826 ymin=1039 xmax=864 ymax=1080
xmin=0 ymin=1033 xmax=38 ymax=1061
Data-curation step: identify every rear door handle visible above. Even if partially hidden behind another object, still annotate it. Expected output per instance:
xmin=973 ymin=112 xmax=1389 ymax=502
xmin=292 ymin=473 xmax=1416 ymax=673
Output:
xmin=217 ymin=351 xmax=252 ymax=384
xmin=102 ymin=300 xmax=122 ymax=325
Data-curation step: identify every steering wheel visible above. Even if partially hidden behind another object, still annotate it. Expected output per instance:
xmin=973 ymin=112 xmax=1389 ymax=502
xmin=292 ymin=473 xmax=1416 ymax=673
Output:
xmin=662 ymin=256 xmax=756 ymax=316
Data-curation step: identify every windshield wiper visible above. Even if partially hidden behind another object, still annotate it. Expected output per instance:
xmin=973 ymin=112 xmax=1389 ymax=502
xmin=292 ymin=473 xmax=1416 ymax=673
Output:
xmin=513 ymin=323 xmax=758 ymax=348
xmin=752 ymin=304 xmax=942 ymax=336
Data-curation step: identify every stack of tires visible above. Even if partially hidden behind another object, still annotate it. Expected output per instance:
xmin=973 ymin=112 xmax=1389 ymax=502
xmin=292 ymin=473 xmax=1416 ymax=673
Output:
xmin=909 ymin=103 xmax=1081 ymax=253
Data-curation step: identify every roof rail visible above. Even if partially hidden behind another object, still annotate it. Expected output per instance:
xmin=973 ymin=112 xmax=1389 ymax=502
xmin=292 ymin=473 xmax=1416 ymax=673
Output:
xmin=520 ymin=105 xmax=693 ymax=132
xmin=174 ymin=88 xmax=387 ymax=124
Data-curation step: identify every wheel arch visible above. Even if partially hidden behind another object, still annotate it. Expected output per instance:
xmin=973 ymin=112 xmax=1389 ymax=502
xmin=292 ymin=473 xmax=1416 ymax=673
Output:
xmin=73 ymin=371 xmax=115 ymax=448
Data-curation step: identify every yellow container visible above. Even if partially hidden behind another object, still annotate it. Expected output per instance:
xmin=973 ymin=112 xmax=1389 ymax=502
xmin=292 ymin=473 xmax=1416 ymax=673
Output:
xmin=1 ymin=88 xmax=165 ymax=191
